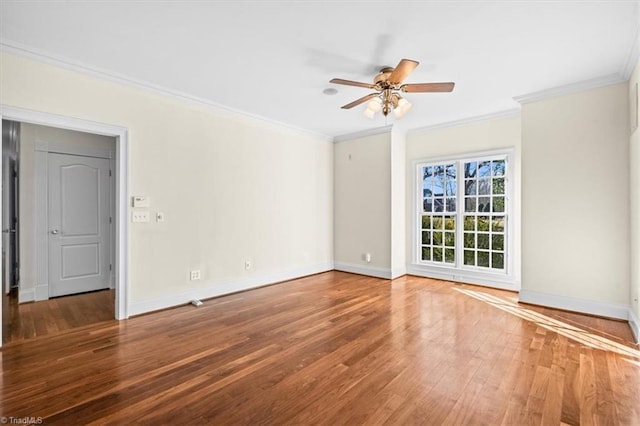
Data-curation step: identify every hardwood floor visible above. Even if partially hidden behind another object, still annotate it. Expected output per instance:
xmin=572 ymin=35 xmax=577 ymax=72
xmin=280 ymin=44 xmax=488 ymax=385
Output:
xmin=2 ymin=288 xmax=114 ymax=344
xmin=1 ymin=272 xmax=638 ymax=425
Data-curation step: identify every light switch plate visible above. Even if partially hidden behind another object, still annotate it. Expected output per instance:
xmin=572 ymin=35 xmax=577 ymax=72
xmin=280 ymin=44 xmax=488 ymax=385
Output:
xmin=132 ymin=196 xmax=150 ymax=208
xmin=132 ymin=211 xmax=150 ymax=223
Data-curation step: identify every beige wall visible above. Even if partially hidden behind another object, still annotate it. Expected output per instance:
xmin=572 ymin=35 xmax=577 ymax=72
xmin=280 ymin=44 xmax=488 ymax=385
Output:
xmin=334 ymin=130 xmax=392 ymax=273
xmin=630 ymin=58 xmax=640 ymax=325
xmin=1 ymin=52 xmax=334 ymax=313
xmin=521 ymin=83 xmax=630 ymax=310
xmin=406 ymin=115 xmax=522 ymax=286
xmin=19 ymin=123 xmax=116 ymax=301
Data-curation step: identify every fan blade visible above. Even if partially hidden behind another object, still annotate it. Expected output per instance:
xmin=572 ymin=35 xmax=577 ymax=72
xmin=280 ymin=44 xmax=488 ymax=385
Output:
xmin=341 ymin=93 xmax=379 ymax=109
xmin=402 ymin=82 xmax=455 ymax=93
xmin=388 ymin=59 xmax=419 ymax=84
xmin=330 ymin=78 xmax=375 ymax=89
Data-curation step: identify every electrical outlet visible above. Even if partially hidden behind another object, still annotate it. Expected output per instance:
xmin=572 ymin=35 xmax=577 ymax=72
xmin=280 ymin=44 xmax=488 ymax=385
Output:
xmin=132 ymin=211 xmax=149 ymax=223
xmin=244 ymin=260 xmax=252 ymax=270
xmin=364 ymin=253 xmax=372 ymax=263
xmin=190 ymin=270 xmax=201 ymax=281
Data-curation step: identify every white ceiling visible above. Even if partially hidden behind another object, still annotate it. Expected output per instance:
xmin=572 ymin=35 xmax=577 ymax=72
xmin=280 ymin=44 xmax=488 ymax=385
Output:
xmin=1 ymin=1 xmax=638 ymax=138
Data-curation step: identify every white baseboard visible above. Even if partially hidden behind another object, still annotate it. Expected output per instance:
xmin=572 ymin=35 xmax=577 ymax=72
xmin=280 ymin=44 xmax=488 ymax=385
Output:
xmin=34 ymin=285 xmax=49 ymax=301
xmin=19 ymin=288 xmax=34 ymax=303
xmin=518 ymin=289 xmax=630 ymax=321
xmin=391 ymin=266 xmax=407 ymax=279
xmin=128 ymin=262 xmax=334 ymax=316
xmin=629 ymin=308 xmax=640 ymax=344
xmin=334 ymin=262 xmax=392 ymax=279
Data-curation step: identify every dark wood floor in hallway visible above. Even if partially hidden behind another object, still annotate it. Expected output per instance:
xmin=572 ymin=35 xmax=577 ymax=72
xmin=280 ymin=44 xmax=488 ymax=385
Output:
xmin=1 ymin=272 xmax=638 ymax=425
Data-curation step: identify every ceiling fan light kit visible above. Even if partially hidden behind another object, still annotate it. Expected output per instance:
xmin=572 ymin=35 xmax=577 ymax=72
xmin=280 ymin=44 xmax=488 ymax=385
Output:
xmin=330 ymin=58 xmax=454 ymax=120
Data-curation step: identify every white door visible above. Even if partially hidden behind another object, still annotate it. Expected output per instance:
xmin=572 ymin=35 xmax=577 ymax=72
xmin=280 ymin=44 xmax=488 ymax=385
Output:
xmin=48 ymin=153 xmax=110 ymax=297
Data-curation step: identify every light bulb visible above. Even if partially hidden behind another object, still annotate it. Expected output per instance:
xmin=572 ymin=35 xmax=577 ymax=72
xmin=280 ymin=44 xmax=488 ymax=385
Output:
xmin=394 ymin=106 xmax=405 ymax=118
xmin=367 ymin=97 xmax=382 ymax=112
xmin=363 ymin=108 xmax=375 ymax=119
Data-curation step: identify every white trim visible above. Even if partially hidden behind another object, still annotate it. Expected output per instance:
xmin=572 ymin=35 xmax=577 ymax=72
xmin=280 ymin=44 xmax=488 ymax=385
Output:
xmin=391 ymin=266 xmax=407 ymax=279
xmin=518 ymin=290 xmax=630 ymax=321
xmin=513 ymin=74 xmax=626 ymax=104
xmin=333 ymin=125 xmax=393 ymax=143
xmin=408 ymin=109 xmax=520 ymax=135
xmin=0 ymin=104 xmax=130 ymax=321
xmin=333 ymin=262 xmax=392 ymax=279
xmin=18 ymin=288 xmax=34 ymax=303
xmin=129 ymin=262 xmax=334 ymax=316
xmin=0 ymin=41 xmax=332 ymax=142
xmin=629 ymin=308 xmax=640 ymax=344
xmin=407 ymin=265 xmax=520 ymax=292
xmin=35 ymin=139 xmax=114 ymax=159
xmin=34 ymin=284 xmax=48 ymax=301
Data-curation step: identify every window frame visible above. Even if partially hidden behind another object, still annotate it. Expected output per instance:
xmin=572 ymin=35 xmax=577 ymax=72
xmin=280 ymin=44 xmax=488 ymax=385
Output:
xmin=411 ymin=148 xmax=518 ymax=290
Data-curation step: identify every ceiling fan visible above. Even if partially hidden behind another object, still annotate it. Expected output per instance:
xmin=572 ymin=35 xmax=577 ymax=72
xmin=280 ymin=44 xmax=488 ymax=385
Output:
xmin=329 ymin=59 xmax=455 ymax=119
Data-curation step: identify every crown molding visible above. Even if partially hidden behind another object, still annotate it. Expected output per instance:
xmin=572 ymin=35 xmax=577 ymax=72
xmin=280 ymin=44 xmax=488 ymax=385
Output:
xmin=513 ymin=74 xmax=626 ymax=105
xmin=622 ymin=3 xmax=640 ymax=80
xmin=333 ymin=124 xmax=394 ymax=143
xmin=0 ymin=40 xmax=333 ymax=142
xmin=407 ymin=108 xmax=520 ymax=135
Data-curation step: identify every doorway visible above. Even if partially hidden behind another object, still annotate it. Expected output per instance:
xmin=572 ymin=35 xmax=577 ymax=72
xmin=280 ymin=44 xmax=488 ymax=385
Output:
xmin=0 ymin=106 xmax=129 ymax=347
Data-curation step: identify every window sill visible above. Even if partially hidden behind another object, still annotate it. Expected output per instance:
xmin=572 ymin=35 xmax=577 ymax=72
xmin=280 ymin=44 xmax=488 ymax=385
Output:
xmin=407 ymin=263 xmax=520 ymax=292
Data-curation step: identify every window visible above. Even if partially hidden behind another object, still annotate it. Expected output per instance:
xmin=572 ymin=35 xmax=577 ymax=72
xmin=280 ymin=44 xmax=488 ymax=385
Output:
xmin=415 ymin=151 xmax=513 ymax=281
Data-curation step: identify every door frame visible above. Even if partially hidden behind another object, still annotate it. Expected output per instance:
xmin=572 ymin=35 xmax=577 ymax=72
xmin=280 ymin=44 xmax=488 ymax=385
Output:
xmin=0 ymin=105 xmax=130 ymax=346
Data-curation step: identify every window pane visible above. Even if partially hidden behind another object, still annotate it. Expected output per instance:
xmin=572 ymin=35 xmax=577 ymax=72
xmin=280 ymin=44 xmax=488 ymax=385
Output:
xmin=465 ymin=162 xmax=477 ymax=178
xmin=422 ymin=231 xmax=431 ymax=245
xmin=493 ymin=197 xmax=505 ymax=213
xmin=446 ymin=164 xmax=456 ymax=178
xmin=464 ymin=250 xmax=475 ymax=265
xmin=432 ymin=231 xmax=443 ymax=245
xmin=445 ymin=248 xmax=455 ymax=263
xmin=433 ymin=216 xmax=443 ymax=229
xmin=478 ymin=216 xmax=490 ymax=231
xmin=446 ymin=181 xmax=456 ymax=196
xmin=477 ymin=233 xmax=490 ymax=250
xmin=421 ymin=215 xmax=431 ymax=230
xmin=492 ymin=216 xmax=505 ymax=232
xmin=422 ymin=247 xmax=431 ymax=261
xmin=492 ymin=160 xmax=505 ymax=176
xmin=444 ymin=217 xmax=456 ymax=230
xmin=465 ymin=197 xmax=476 ymax=212
xmin=445 ymin=232 xmax=455 ymax=247
xmin=478 ymin=178 xmax=491 ymax=195
xmin=478 ymin=197 xmax=490 ymax=212
xmin=433 ymin=247 xmax=443 ymax=262
xmin=478 ymin=251 xmax=490 ymax=267
xmin=434 ymin=198 xmax=444 ymax=212
xmin=493 ymin=178 xmax=505 ymax=195
xmin=492 ymin=234 xmax=504 ymax=251
xmin=478 ymin=161 xmax=491 ymax=177
xmin=492 ymin=252 xmax=504 ymax=269
xmin=423 ymin=198 xmax=432 ymax=212
xmin=464 ymin=233 xmax=475 ymax=248
xmin=464 ymin=216 xmax=475 ymax=231
xmin=446 ymin=198 xmax=456 ymax=212
xmin=464 ymin=180 xmax=476 ymax=196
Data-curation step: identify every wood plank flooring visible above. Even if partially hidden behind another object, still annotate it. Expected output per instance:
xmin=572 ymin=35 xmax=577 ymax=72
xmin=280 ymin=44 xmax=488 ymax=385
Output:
xmin=1 ymin=272 xmax=638 ymax=425
xmin=2 ymin=289 xmax=114 ymax=344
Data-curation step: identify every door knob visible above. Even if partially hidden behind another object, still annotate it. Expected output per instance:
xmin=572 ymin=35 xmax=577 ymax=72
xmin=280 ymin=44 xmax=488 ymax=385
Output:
xmin=51 ymin=229 xmax=59 ymax=234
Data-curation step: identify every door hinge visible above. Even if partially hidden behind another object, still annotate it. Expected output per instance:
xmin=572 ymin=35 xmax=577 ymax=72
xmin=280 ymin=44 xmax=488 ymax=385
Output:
xmin=109 ymin=169 xmax=112 ymax=177
xmin=109 ymin=217 xmax=112 ymax=224
xmin=110 ymin=264 xmax=112 ymax=271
